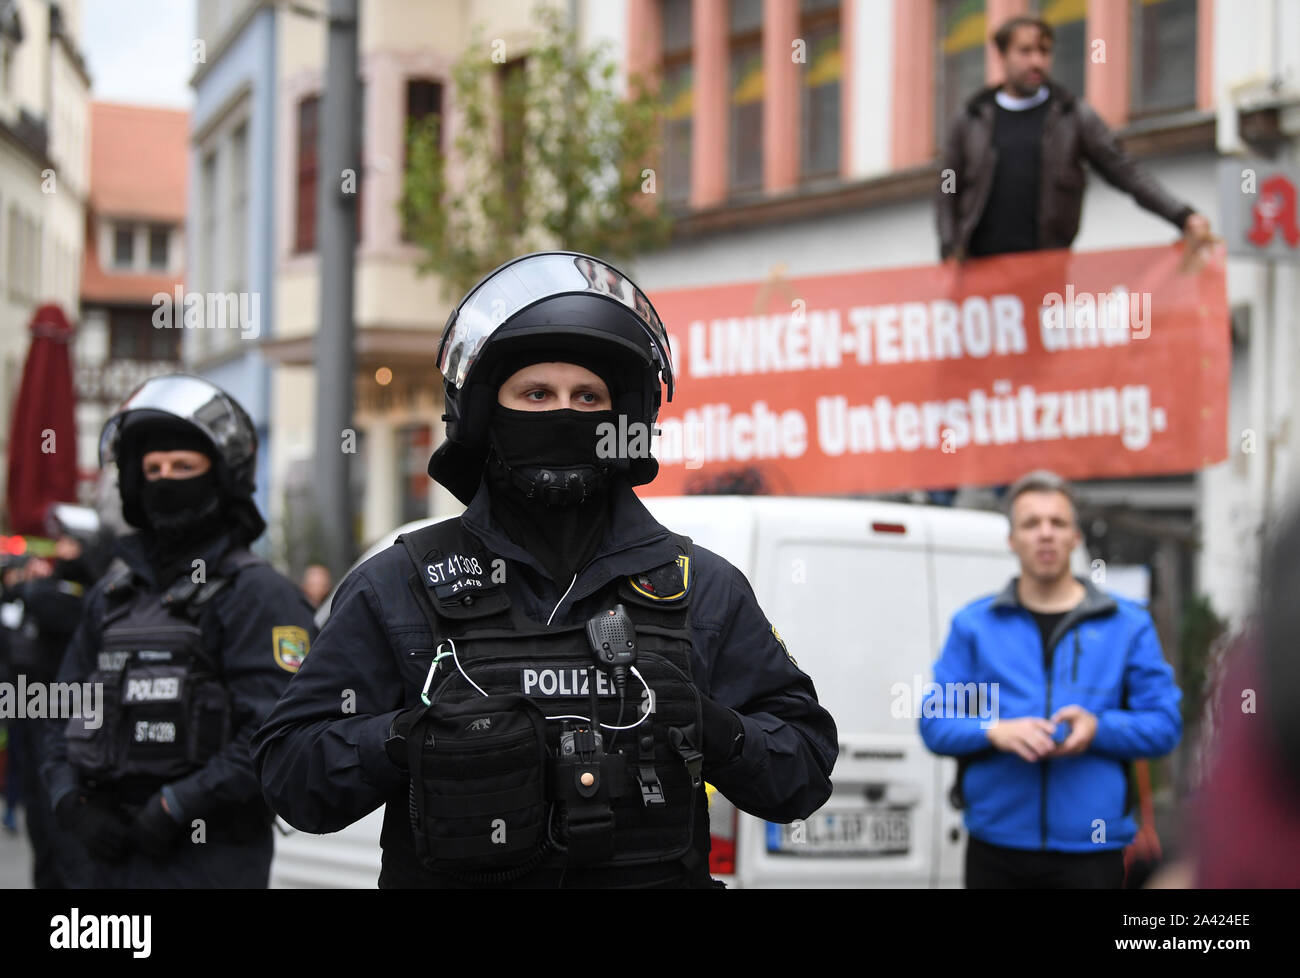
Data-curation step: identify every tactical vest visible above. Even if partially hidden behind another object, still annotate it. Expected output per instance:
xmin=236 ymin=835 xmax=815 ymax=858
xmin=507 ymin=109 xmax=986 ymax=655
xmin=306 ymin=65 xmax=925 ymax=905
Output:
xmin=393 ymin=519 xmax=712 ymax=888
xmin=64 ymin=550 xmax=261 ymax=789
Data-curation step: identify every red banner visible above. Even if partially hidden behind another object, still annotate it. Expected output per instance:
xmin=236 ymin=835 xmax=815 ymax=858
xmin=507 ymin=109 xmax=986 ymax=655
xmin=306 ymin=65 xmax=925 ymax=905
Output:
xmin=641 ymin=245 xmax=1229 ymax=496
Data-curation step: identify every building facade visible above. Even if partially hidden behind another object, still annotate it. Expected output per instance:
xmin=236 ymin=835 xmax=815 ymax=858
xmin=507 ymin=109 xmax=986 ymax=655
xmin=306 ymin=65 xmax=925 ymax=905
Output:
xmin=75 ymin=102 xmax=188 ymax=505
xmin=189 ymin=0 xmax=282 ymax=549
xmin=598 ymin=0 xmax=1298 ymax=630
xmin=0 ymin=0 xmax=89 ymax=522
xmin=188 ymin=0 xmax=1297 ymax=629
xmin=261 ymin=0 xmax=552 ymax=565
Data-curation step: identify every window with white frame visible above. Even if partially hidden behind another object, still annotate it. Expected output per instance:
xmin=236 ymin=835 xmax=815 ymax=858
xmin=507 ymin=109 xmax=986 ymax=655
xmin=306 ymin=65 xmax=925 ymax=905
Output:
xmin=228 ymin=123 xmax=247 ymax=293
xmin=936 ymin=0 xmax=987 ymax=146
xmin=1031 ymin=0 xmax=1087 ymax=99
xmin=149 ymin=224 xmax=169 ymax=270
xmin=6 ymin=204 xmax=18 ymax=299
xmin=1130 ymin=0 xmax=1197 ymax=115
xmin=728 ymin=0 xmax=764 ymax=195
xmin=660 ymin=0 xmax=693 ymax=207
xmin=113 ymin=224 xmax=134 ymax=268
xmin=800 ymin=0 xmax=842 ymax=180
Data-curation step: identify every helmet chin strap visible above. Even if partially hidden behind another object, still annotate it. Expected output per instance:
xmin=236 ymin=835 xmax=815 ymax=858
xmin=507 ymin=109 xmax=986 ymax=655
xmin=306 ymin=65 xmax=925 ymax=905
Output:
xmin=487 ymin=452 xmax=612 ymax=507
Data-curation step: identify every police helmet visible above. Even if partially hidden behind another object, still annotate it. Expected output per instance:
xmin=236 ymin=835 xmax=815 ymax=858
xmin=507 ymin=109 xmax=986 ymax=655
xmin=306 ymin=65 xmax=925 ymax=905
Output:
xmin=429 ymin=252 xmax=674 ymax=503
xmin=100 ymin=374 xmax=265 ymax=539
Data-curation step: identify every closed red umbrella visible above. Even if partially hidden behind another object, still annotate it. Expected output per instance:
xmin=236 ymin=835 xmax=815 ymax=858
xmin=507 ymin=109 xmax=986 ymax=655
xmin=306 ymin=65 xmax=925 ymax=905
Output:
xmin=5 ymin=304 xmax=78 ymax=534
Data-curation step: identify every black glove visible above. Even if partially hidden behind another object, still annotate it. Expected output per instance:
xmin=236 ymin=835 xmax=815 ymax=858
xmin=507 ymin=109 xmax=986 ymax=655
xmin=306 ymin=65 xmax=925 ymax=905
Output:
xmin=130 ymin=793 xmax=185 ymax=859
xmin=55 ymin=792 xmax=133 ymax=863
xmin=699 ymin=696 xmax=745 ymax=766
xmin=384 ymin=707 xmax=423 ymax=769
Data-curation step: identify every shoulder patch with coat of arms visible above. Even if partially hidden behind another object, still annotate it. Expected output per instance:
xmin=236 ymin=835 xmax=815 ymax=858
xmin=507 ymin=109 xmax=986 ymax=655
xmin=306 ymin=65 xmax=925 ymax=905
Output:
xmin=272 ymin=625 xmax=310 ymax=673
xmin=771 ymin=624 xmax=796 ymax=665
xmin=628 ymin=553 xmax=690 ymax=602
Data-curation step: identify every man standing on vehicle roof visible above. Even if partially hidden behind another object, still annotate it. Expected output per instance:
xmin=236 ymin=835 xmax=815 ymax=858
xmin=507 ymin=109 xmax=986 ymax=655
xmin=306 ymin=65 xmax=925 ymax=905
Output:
xmin=253 ymin=251 xmax=838 ymax=888
xmin=920 ymin=470 xmax=1181 ymax=888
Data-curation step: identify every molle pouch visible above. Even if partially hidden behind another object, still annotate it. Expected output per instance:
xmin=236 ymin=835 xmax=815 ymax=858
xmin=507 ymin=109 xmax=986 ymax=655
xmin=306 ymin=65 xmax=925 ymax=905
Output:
xmin=119 ymin=662 xmax=192 ymax=780
xmin=65 ymin=670 xmax=124 ymax=777
xmin=186 ymin=679 xmax=232 ymax=765
xmin=407 ymin=694 xmax=549 ymax=873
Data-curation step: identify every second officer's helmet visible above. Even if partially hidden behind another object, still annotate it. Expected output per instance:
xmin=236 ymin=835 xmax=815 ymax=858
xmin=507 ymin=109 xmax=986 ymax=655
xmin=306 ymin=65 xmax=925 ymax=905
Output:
xmin=99 ymin=373 xmax=265 ymax=539
xmin=429 ymin=252 xmax=675 ymax=503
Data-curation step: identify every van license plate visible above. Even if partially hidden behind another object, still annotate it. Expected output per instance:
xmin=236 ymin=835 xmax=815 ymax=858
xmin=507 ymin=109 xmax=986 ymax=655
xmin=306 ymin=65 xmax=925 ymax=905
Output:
xmin=766 ymin=809 xmax=910 ymax=856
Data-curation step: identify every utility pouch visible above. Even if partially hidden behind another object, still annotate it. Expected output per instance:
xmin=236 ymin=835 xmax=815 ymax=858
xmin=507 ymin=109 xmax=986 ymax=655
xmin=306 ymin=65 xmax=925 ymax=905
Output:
xmin=65 ymin=669 xmax=124 ymax=776
xmin=407 ymin=693 xmax=549 ymax=872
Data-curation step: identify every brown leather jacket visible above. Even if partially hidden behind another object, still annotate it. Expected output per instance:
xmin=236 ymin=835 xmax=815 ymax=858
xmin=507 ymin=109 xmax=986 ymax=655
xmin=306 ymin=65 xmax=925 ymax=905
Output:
xmin=935 ymin=82 xmax=1194 ymax=260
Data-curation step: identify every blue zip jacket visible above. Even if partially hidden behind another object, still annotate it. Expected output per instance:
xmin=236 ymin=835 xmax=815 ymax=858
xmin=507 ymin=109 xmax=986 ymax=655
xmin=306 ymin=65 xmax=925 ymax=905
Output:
xmin=919 ymin=577 xmax=1181 ymax=852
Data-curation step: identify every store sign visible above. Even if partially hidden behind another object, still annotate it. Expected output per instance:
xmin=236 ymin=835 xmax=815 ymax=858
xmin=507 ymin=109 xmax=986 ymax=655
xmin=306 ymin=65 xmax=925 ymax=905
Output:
xmin=640 ymin=244 xmax=1230 ymax=496
xmin=1219 ymin=158 xmax=1300 ymax=261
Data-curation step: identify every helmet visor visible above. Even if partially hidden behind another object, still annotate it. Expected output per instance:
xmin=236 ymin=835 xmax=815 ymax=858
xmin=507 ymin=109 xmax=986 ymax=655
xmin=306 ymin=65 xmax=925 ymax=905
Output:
xmin=437 ymin=253 xmax=674 ymax=401
xmin=99 ymin=374 xmax=255 ymax=468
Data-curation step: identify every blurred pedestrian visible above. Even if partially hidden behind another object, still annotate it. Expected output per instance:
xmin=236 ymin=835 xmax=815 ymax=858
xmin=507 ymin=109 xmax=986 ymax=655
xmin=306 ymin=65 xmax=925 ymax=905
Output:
xmin=0 ymin=515 xmax=100 ymax=888
xmin=920 ymin=470 xmax=1182 ymax=888
xmin=1193 ymin=504 xmax=1300 ymax=886
xmin=299 ymin=563 xmax=332 ymax=610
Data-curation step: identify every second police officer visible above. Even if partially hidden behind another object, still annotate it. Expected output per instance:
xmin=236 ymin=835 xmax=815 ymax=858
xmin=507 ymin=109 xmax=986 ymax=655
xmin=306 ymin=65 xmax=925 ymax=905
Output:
xmin=42 ymin=375 xmax=318 ymax=887
xmin=254 ymin=252 xmax=839 ymax=888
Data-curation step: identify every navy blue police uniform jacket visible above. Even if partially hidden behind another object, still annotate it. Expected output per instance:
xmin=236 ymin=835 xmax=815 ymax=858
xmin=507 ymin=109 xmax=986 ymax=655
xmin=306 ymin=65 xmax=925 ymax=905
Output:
xmin=253 ymin=479 xmax=839 ymax=843
xmin=43 ymin=531 xmax=318 ymax=829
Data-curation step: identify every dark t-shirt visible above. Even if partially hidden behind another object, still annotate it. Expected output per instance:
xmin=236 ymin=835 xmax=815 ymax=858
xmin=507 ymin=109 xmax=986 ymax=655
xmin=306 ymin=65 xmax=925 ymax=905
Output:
xmin=1030 ymin=609 xmax=1068 ymax=665
xmin=967 ymin=97 xmax=1051 ymax=257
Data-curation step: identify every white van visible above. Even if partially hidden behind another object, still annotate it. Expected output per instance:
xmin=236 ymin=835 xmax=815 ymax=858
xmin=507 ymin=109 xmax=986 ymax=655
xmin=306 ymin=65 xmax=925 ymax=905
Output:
xmin=270 ymin=495 xmax=1028 ymax=888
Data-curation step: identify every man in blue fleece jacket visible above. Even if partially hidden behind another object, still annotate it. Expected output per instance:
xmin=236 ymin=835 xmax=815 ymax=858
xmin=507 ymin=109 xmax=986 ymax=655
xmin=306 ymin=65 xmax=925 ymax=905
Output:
xmin=921 ymin=470 xmax=1181 ymax=888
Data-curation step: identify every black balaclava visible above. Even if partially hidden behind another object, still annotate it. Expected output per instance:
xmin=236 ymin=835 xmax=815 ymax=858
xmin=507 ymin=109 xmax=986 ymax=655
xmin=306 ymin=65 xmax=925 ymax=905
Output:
xmin=131 ymin=421 xmax=228 ymax=578
xmin=484 ymin=354 xmax=627 ymax=587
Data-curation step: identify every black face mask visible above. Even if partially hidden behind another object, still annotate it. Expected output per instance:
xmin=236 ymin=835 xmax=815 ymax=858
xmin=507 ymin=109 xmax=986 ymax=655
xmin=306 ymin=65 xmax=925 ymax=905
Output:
xmin=487 ymin=406 xmax=618 ymax=507
xmin=138 ymin=470 xmax=224 ymax=541
xmin=485 ymin=406 xmax=619 ymax=586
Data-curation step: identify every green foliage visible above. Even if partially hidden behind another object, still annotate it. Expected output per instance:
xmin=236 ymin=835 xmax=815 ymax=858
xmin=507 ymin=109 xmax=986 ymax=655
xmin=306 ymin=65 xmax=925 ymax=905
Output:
xmin=401 ymin=3 xmax=672 ymax=302
xmin=274 ymin=489 xmax=327 ymax=581
xmin=1179 ymin=592 xmax=1226 ymax=733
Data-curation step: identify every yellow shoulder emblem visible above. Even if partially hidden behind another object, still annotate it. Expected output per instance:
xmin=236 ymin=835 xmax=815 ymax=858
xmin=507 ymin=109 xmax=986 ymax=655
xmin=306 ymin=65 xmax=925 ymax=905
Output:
xmin=628 ymin=554 xmax=690 ymax=602
xmin=273 ymin=625 xmax=310 ymax=673
xmin=772 ymin=625 xmax=797 ymax=666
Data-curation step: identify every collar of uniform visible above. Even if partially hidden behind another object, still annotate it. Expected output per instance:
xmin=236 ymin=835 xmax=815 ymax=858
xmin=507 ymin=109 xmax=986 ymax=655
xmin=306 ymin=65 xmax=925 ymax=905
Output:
xmin=461 ymin=477 xmax=677 ymax=598
xmin=113 ymin=530 xmax=237 ymax=589
xmin=992 ymin=575 xmax=1118 ymax=617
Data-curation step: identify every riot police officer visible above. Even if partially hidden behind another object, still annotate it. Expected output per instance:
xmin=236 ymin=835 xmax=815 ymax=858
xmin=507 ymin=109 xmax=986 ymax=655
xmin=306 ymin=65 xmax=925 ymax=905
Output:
xmin=42 ymin=375 xmax=317 ymax=887
xmin=253 ymin=252 xmax=838 ymax=888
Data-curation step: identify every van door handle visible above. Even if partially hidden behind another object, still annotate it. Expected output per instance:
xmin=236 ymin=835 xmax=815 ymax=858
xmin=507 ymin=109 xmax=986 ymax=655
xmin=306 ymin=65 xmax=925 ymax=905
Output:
xmin=862 ymin=782 xmax=921 ymax=806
